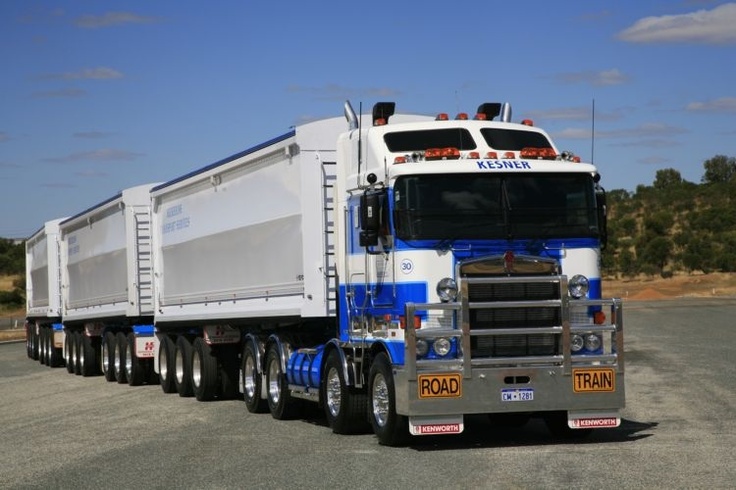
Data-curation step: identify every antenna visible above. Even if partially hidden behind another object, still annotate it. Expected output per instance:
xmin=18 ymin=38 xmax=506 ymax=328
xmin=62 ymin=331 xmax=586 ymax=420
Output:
xmin=357 ymin=102 xmax=363 ymax=187
xmin=591 ymin=98 xmax=596 ymax=164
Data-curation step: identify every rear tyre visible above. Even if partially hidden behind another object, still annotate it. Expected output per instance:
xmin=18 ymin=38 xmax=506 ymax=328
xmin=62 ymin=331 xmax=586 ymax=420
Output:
xmin=159 ymin=336 xmax=177 ymax=393
xmin=265 ymin=343 xmax=300 ymax=419
xmin=368 ymin=352 xmax=409 ymax=446
xmin=80 ymin=333 xmax=99 ymax=376
xmin=114 ymin=332 xmax=128 ymax=384
xmin=323 ymin=350 xmax=369 ymax=434
xmin=101 ymin=331 xmax=117 ymax=381
xmin=39 ymin=327 xmax=47 ymax=366
xmin=242 ymin=341 xmax=267 ymax=413
xmin=30 ymin=326 xmax=40 ymax=361
xmin=72 ymin=331 xmax=82 ymax=375
xmin=65 ymin=331 xmax=75 ymax=374
xmin=191 ymin=337 xmax=218 ymax=401
xmin=174 ymin=336 xmax=194 ymax=397
xmin=126 ymin=333 xmax=146 ymax=386
xmin=48 ymin=329 xmax=63 ymax=368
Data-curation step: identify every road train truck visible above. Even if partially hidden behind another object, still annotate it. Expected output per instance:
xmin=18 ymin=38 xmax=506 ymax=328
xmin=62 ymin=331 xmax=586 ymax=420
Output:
xmin=28 ymin=101 xmax=625 ymax=445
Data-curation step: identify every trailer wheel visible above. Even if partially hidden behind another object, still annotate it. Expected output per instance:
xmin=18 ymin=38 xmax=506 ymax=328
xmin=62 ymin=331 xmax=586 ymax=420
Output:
xmin=323 ymin=350 xmax=369 ymax=434
xmin=30 ymin=327 xmax=40 ymax=361
xmin=101 ymin=331 xmax=117 ymax=381
xmin=72 ymin=331 xmax=83 ymax=375
xmin=38 ymin=327 xmax=47 ymax=365
xmin=80 ymin=333 xmax=99 ymax=376
xmin=543 ymin=411 xmax=593 ymax=440
xmin=48 ymin=329 xmax=63 ymax=368
xmin=242 ymin=341 xmax=267 ymax=412
xmin=114 ymin=332 xmax=128 ymax=384
xmin=126 ymin=333 xmax=146 ymax=386
xmin=265 ymin=344 xmax=299 ymax=419
xmin=64 ymin=331 xmax=75 ymax=374
xmin=368 ymin=352 xmax=408 ymax=446
xmin=174 ymin=336 xmax=194 ymax=397
xmin=192 ymin=337 xmax=218 ymax=401
xmin=159 ymin=336 xmax=177 ymax=393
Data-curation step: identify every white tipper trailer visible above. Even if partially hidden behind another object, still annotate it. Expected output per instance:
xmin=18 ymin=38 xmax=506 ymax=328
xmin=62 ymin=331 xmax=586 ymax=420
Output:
xmin=56 ymin=183 xmax=159 ymax=382
xmin=25 ymin=218 xmax=66 ymax=365
xmin=26 ymin=101 xmax=625 ymax=446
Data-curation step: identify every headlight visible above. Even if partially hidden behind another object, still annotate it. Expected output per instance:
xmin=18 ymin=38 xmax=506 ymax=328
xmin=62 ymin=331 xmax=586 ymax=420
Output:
xmin=436 ymin=278 xmax=458 ymax=302
xmin=416 ymin=339 xmax=429 ymax=357
xmin=432 ymin=337 xmax=451 ymax=356
xmin=584 ymin=334 xmax=601 ymax=351
xmin=571 ymin=334 xmax=584 ymax=352
xmin=568 ymin=274 xmax=589 ymax=299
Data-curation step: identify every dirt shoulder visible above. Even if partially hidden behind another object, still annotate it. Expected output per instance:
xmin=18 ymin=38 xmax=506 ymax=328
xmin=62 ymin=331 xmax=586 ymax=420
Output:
xmin=603 ymin=272 xmax=736 ymax=301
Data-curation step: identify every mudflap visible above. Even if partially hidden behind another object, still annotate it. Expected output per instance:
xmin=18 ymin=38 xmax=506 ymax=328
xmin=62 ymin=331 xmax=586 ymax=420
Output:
xmin=409 ymin=416 xmax=464 ymax=436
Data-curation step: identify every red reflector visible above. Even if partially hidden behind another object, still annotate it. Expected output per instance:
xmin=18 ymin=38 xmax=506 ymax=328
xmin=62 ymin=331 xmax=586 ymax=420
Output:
xmin=435 ymin=113 xmax=449 ymax=121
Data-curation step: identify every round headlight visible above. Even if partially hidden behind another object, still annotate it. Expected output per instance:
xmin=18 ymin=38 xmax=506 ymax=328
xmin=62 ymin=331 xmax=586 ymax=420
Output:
xmin=584 ymin=334 xmax=601 ymax=351
xmin=568 ymin=274 xmax=590 ymax=299
xmin=416 ymin=339 xmax=429 ymax=357
xmin=432 ymin=337 xmax=452 ymax=357
xmin=436 ymin=278 xmax=458 ymax=302
xmin=571 ymin=334 xmax=584 ymax=352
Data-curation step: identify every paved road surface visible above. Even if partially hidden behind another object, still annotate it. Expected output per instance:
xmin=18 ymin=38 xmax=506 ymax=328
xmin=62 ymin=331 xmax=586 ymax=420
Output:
xmin=1 ymin=299 xmax=734 ymax=489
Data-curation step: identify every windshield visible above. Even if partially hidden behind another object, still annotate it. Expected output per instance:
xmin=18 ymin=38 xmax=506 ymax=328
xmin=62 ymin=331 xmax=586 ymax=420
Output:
xmin=393 ymin=173 xmax=599 ymax=241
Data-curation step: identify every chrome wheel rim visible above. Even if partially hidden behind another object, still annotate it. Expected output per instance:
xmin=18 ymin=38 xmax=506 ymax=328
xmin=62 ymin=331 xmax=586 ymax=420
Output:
xmin=372 ymin=372 xmax=390 ymax=427
xmin=243 ymin=354 xmax=256 ymax=399
xmin=268 ymin=357 xmax=280 ymax=404
xmin=326 ymin=367 xmax=341 ymax=418
xmin=192 ymin=351 xmax=201 ymax=388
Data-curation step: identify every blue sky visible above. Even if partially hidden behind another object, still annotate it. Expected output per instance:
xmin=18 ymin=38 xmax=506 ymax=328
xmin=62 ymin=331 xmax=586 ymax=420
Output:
xmin=1 ymin=1 xmax=735 ymax=238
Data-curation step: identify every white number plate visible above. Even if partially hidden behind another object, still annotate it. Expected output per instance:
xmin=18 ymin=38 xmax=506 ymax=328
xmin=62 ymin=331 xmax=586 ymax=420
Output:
xmin=501 ymin=388 xmax=534 ymax=402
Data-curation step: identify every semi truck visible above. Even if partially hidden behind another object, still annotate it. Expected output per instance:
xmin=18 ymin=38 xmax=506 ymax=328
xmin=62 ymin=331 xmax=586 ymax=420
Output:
xmin=26 ymin=101 xmax=625 ymax=445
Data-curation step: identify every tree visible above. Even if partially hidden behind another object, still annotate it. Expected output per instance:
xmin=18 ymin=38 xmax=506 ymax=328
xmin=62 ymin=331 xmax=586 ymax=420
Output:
xmin=653 ymin=168 xmax=683 ymax=190
xmin=701 ymin=155 xmax=736 ymax=184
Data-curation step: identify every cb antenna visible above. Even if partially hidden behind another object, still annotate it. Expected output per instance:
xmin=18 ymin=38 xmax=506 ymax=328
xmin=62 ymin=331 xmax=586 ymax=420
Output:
xmin=591 ymin=98 xmax=596 ymax=164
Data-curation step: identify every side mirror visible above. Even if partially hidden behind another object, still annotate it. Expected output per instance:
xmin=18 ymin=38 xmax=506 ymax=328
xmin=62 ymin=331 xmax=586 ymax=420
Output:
xmin=595 ymin=185 xmax=608 ymax=250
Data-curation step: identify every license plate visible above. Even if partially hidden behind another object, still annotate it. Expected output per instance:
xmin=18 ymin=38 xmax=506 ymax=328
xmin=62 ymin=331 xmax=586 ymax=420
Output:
xmin=501 ymin=388 xmax=534 ymax=402
xmin=572 ymin=368 xmax=615 ymax=393
xmin=418 ymin=373 xmax=462 ymax=399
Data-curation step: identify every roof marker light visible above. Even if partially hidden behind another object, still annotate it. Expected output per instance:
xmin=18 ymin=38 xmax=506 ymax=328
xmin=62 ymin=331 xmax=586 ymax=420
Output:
xmin=474 ymin=113 xmax=487 ymax=120
xmin=394 ymin=156 xmax=407 ymax=164
xmin=503 ymin=151 xmax=515 ymax=159
xmin=521 ymin=119 xmax=534 ymax=126
xmin=374 ymin=118 xmax=387 ymax=126
xmin=486 ymin=151 xmax=498 ymax=159
xmin=426 ymin=147 xmax=460 ymax=160
xmin=435 ymin=113 xmax=449 ymax=121
xmin=455 ymin=113 xmax=468 ymax=120
xmin=468 ymin=151 xmax=480 ymax=159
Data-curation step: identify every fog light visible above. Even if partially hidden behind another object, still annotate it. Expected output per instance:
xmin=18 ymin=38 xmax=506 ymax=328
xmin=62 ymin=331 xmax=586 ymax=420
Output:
xmin=571 ymin=334 xmax=584 ymax=352
xmin=432 ymin=337 xmax=451 ymax=356
xmin=585 ymin=334 xmax=601 ymax=351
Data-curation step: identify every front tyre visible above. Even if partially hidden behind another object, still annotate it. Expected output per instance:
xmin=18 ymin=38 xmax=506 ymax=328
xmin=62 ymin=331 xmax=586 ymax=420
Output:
xmin=323 ymin=350 xmax=368 ymax=434
xmin=368 ymin=352 xmax=408 ymax=446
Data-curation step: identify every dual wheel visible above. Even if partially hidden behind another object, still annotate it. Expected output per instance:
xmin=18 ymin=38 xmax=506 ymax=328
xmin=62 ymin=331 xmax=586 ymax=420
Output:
xmin=64 ymin=330 xmax=98 ymax=376
xmin=100 ymin=331 xmax=152 ymax=385
xmin=158 ymin=335 xmax=238 ymax=401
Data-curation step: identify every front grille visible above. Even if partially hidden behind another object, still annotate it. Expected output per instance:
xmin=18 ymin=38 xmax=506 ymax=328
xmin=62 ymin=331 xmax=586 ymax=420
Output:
xmin=467 ymin=278 xmax=561 ymax=358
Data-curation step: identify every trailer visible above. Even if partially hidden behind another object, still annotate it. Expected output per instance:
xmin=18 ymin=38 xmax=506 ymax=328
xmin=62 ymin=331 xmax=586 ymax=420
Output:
xmin=25 ymin=218 xmax=65 ymax=365
xmin=57 ymin=183 xmax=159 ymax=382
xmin=26 ymin=101 xmax=625 ymax=446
